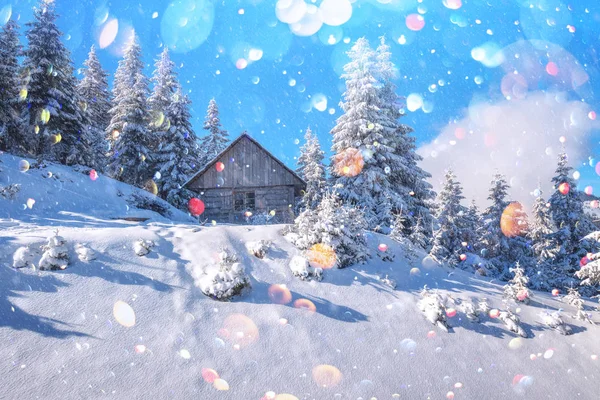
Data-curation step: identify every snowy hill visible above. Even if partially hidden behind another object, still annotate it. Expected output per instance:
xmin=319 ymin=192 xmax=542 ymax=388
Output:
xmin=1 ymin=157 xmax=600 ymax=399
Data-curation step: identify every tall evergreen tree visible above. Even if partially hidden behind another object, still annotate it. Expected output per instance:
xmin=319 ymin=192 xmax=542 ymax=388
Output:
xmin=374 ymin=36 xmax=435 ymax=236
xmin=479 ymin=173 xmax=530 ymax=278
xmin=330 ymin=38 xmax=403 ymax=230
xmin=527 ymin=190 xmax=560 ymax=290
xmin=429 ymin=169 xmax=468 ymax=266
xmin=296 ymin=127 xmax=326 ymax=211
xmin=0 ymin=19 xmax=24 ymax=153
xmin=106 ymin=36 xmax=145 ymax=155
xmin=107 ymin=70 xmax=152 ymax=187
xmin=21 ymin=0 xmax=89 ymax=165
xmin=548 ymin=152 xmax=596 ymax=281
xmin=199 ymin=99 xmax=229 ymax=166
xmin=76 ymin=45 xmax=111 ymax=170
xmin=462 ymin=200 xmax=480 ymax=252
xmin=156 ymin=86 xmax=199 ymax=209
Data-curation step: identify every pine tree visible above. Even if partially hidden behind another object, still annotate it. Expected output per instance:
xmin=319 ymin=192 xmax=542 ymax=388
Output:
xmin=478 ymin=173 xmax=529 ymax=278
xmin=148 ymin=47 xmax=178 ymax=159
xmin=0 ymin=19 xmax=24 ymax=153
xmin=576 ymin=232 xmax=600 ymax=288
xmin=296 ymin=127 xmax=326 ymax=211
xmin=292 ymin=208 xmax=321 ymax=251
xmin=156 ymin=86 xmax=199 ymax=209
xmin=429 ymin=169 xmax=468 ymax=266
xmin=503 ymin=262 xmax=532 ymax=303
xmin=106 ymin=36 xmax=145 ymax=156
xmin=389 ymin=209 xmax=408 ymax=243
xmin=562 ymin=288 xmax=593 ymax=323
xmin=39 ymin=231 xmax=69 ymax=271
xmin=330 ymin=38 xmax=403 ymax=230
xmin=462 ymin=200 xmax=480 ymax=252
xmin=409 ymin=214 xmax=429 ymax=250
xmin=76 ymin=45 xmax=111 ymax=170
xmin=315 ymin=190 xmax=369 ymax=268
xmin=107 ymin=71 xmax=152 ymax=187
xmin=21 ymin=0 xmax=89 ymax=165
xmin=527 ymin=190 xmax=561 ymax=290
xmin=375 ymin=36 xmax=435 ymax=236
xmin=549 ymin=152 xmax=596 ymax=283
xmin=199 ymin=99 xmax=229 ymax=166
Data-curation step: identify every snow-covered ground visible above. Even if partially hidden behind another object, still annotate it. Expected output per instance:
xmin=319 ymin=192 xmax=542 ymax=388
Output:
xmin=1 ymin=155 xmax=600 ymax=399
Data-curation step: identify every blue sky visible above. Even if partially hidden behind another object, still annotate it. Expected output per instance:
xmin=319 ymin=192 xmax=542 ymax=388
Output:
xmin=2 ymin=0 xmax=599 ymax=203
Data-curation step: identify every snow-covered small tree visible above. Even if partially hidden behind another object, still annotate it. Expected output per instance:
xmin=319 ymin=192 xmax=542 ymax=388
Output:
xmin=562 ymin=287 xmax=594 ymax=324
xmin=296 ymin=127 xmax=326 ymax=212
xmin=503 ymin=262 xmax=532 ymax=304
xmin=199 ymin=248 xmax=251 ymax=300
xmin=39 ymin=231 xmax=69 ymax=270
xmin=461 ymin=200 xmax=480 ymax=252
xmin=429 ymin=169 xmax=468 ymax=266
xmin=155 ymin=87 xmax=199 ymax=209
xmin=539 ymin=310 xmax=572 ymax=335
xmin=549 ymin=152 xmax=596 ymax=281
xmin=0 ymin=19 xmax=25 ymax=154
xmin=13 ymin=246 xmax=36 ymax=269
xmin=418 ymin=286 xmax=451 ymax=332
xmin=315 ymin=190 xmax=369 ymax=268
xmin=76 ymin=45 xmax=111 ymax=170
xmin=409 ymin=214 xmax=429 ymax=250
xmin=199 ymin=99 xmax=229 ymax=166
xmin=292 ymin=208 xmax=321 ymax=250
xmin=498 ymin=309 xmax=527 ymax=337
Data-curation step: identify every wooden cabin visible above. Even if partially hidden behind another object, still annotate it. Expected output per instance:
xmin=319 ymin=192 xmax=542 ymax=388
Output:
xmin=183 ymin=132 xmax=306 ymax=223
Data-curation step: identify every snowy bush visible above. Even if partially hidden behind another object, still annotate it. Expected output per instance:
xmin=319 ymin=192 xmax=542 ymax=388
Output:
xmin=498 ymin=309 xmax=527 ymax=338
xmin=39 ymin=233 xmax=70 ymax=271
xmin=539 ymin=310 xmax=572 ymax=335
xmin=134 ymin=239 xmax=155 ymax=256
xmin=128 ymin=193 xmax=172 ymax=218
xmin=562 ymin=288 xmax=594 ymax=324
xmin=13 ymin=246 xmax=36 ymax=269
xmin=459 ymin=298 xmax=481 ymax=323
xmin=199 ymin=248 xmax=251 ymax=300
xmin=245 ymin=240 xmax=271 ymax=259
xmin=380 ymin=274 xmax=396 ymax=289
xmin=289 ymin=255 xmax=323 ymax=281
xmin=75 ymin=243 xmax=96 ymax=262
xmin=417 ymin=287 xmax=451 ymax=332
xmin=0 ymin=183 xmax=20 ymax=200
xmin=503 ymin=262 xmax=532 ymax=304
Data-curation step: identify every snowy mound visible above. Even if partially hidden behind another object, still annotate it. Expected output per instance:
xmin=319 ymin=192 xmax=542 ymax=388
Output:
xmin=1 ymin=221 xmax=600 ymax=399
xmin=0 ymin=152 xmax=195 ymax=224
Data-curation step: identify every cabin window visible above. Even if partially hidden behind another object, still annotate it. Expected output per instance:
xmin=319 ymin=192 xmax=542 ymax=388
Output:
xmin=234 ymin=191 xmax=255 ymax=211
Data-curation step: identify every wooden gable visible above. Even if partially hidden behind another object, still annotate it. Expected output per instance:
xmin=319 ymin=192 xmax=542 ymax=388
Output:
xmin=184 ymin=133 xmax=306 ymax=191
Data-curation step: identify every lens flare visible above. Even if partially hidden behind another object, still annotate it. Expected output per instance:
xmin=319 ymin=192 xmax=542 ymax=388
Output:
xmin=312 ymin=364 xmax=343 ymax=387
xmin=558 ymin=182 xmax=570 ymax=195
xmin=268 ymin=284 xmax=292 ymax=305
xmin=19 ymin=160 xmax=30 ymax=172
xmin=293 ymin=298 xmax=316 ymax=313
xmin=201 ymin=368 xmax=219 ymax=383
xmin=222 ymin=314 xmax=259 ymax=348
xmin=113 ymin=300 xmax=136 ymax=328
xmin=213 ymin=378 xmax=229 ymax=390
xmin=333 ymin=147 xmax=364 ymax=177
xmin=99 ymin=18 xmax=119 ymax=48
xmin=307 ymin=243 xmax=337 ymax=269
xmin=188 ymin=198 xmax=205 ymax=216
xmin=406 ymin=14 xmax=425 ymax=31
xmin=500 ymin=202 xmax=528 ymax=237
xmin=216 ymin=161 xmax=225 ymax=172
xmin=144 ymin=179 xmax=158 ymax=195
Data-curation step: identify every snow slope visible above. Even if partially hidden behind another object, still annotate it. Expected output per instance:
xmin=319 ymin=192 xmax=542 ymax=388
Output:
xmin=1 ymin=157 xmax=600 ymax=399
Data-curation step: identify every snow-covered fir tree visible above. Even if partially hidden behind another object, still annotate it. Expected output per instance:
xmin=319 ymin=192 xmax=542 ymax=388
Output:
xmin=478 ymin=173 xmax=529 ymax=278
xmin=461 ymin=200 xmax=480 ymax=253
xmin=498 ymin=309 xmax=527 ymax=337
xmin=429 ymin=169 xmax=468 ymax=266
xmin=39 ymin=231 xmax=69 ymax=270
xmin=409 ymin=214 xmax=429 ymax=250
xmin=374 ymin=36 xmax=435 ymax=236
xmin=539 ymin=310 xmax=572 ymax=335
xmin=576 ymin=231 xmax=600 ymax=288
xmin=107 ymin=71 xmax=153 ymax=188
xmin=106 ymin=36 xmax=145 ymax=156
xmin=549 ymin=152 xmax=597 ymax=283
xmin=330 ymin=38 xmax=403 ymax=230
xmin=527 ymin=190 xmax=560 ymax=290
xmin=389 ymin=209 xmax=408 ymax=243
xmin=199 ymin=99 xmax=229 ymax=166
xmin=503 ymin=262 xmax=532 ymax=304
xmin=148 ymin=47 xmax=178 ymax=157
xmin=155 ymin=86 xmax=199 ymax=209
xmin=21 ymin=0 xmax=90 ymax=165
xmin=76 ymin=45 xmax=111 ymax=170
xmin=0 ymin=19 xmax=24 ymax=154
xmin=296 ymin=127 xmax=326 ymax=212
xmin=314 ymin=190 xmax=369 ymax=268
xmin=418 ymin=286 xmax=451 ymax=332
xmin=562 ymin=287 xmax=593 ymax=323
xmin=292 ymin=208 xmax=321 ymax=251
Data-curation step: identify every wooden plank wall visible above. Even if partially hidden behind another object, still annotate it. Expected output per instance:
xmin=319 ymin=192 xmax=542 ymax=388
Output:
xmin=189 ymin=137 xmax=301 ymax=190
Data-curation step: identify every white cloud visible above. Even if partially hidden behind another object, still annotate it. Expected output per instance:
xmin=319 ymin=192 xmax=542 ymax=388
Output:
xmin=418 ymin=91 xmax=597 ymax=209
